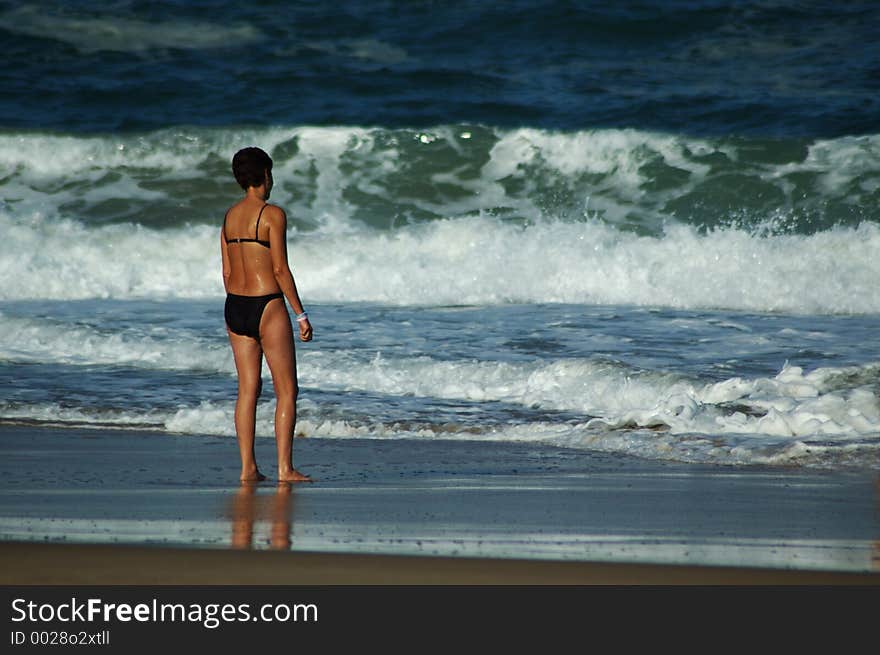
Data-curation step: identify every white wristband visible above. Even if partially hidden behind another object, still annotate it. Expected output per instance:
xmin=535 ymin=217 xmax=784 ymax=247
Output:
xmin=296 ymin=312 xmax=309 ymax=322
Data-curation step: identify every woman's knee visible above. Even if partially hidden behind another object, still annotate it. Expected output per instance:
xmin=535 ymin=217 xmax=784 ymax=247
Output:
xmin=238 ymin=376 xmax=262 ymax=399
xmin=274 ymin=380 xmax=298 ymax=404
xmin=282 ymin=384 xmax=300 ymax=402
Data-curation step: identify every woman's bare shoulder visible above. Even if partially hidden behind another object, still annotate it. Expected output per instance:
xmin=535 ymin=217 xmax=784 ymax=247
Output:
xmin=263 ymin=203 xmax=288 ymax=225
xmin=224 ymin=199 xmax=248 ymax=219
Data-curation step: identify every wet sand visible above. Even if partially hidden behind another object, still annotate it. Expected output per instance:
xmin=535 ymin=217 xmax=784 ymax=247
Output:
xmin=1 ymin=425 xmax=878 ymax=584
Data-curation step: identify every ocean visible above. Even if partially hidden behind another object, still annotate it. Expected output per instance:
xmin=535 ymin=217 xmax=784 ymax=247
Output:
xmin=1 ymin=0 xmax=879 ymax=472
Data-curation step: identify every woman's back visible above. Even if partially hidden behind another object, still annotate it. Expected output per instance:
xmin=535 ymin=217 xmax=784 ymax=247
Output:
xmin=223 ymin=199 xmax=281 ymax=296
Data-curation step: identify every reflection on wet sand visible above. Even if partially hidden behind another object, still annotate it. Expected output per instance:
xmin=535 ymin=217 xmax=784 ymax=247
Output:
xmin=874 ymin=475 xmax=880 ymax=571
xmin=229 ymin=482 xmax=295 ymax=550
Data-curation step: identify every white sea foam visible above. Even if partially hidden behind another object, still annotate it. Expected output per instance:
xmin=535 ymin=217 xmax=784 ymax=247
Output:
xmin=5 ymin=372 xmax=878 ymax=470
xmin=309 ymin=354 xmax=880 ymax=445
xmin=3 ymin=303 xmax=878 ymax=468
xmin=174 ymin=355 xmax=880 ymax=462
xmin=0 ymin=403 xmax=167 ymax=430
xmin=3 ymin=124 xmax=879 ymax=311
xmin=296 ymin=217 xmax=880 ymax=312
xmin=0 ymin=212 xmax=221 ymax=300
xmin=4 ymin=126 xmax=879 ymax=229
xmin=0 ymin=313 xmax=230 ymax=371
xmin=2 ymin=208 xmax=879 ymax=313
xmin=483 ymin=127 xmax=721 ymax=223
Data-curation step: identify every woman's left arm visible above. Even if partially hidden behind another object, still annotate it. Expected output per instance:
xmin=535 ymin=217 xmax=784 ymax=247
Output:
xmin=220 ymin=226 xmax=231 ymax=292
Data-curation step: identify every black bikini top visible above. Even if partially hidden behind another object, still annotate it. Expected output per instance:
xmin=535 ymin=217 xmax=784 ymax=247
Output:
xmin=224 ymin=204 xmax=270 ymax=248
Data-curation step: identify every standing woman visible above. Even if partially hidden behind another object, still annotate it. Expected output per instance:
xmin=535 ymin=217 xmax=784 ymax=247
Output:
xmin=221 ymin=147 xmax=313 ymax=482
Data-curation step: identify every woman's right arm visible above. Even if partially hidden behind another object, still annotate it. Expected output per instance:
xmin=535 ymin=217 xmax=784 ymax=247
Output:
xmin=268 ymin=206 xmax=313 ymax=342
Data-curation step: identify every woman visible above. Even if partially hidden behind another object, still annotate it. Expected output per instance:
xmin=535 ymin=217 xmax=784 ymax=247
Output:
xmin=221 ymin=146 xmax=313 ymax=483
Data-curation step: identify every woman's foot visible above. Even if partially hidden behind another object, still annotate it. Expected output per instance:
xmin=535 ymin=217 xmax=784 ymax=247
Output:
xmin=278 ymin=468 xmax=313 ymax=483
xmin=240 ymin=467 xmax=267 ymax=482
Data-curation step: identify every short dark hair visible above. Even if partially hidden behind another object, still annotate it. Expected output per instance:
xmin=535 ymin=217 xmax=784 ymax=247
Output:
xmin=232 ymin=147 xmax=273 ymax=190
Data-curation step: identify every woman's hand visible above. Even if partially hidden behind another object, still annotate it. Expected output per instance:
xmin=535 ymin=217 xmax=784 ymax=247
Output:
xmin=298 ymin=317 xmax=313 ymax=342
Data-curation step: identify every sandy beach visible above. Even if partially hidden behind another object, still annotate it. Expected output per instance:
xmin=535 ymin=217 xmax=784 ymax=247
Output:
xmin=0 ymin=424 xmax=877 ymax=585
xmin=2 ymin=541 xmax=878 ymax=585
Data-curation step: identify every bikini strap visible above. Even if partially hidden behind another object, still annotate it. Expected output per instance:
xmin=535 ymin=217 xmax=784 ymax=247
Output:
xmin=254 ymin=204 xmax=268 ymax=240
xmin=222 ymin=209 xmax=231 ymax=238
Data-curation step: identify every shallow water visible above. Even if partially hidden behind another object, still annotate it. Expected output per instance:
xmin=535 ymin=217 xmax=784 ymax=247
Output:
xmin=1 ymin=298 xmax=878 ymax=470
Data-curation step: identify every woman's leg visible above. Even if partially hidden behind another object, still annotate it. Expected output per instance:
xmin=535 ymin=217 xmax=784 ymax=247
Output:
xmin=259 ymin=298 xmax=311 ymax=482
xmin=230 ymin=482 xmax=257 ymax=549
xmin=270 ymin=482 xmax=294 ymax=549
xmin=228 ymin=329 xmax=266 ymax=481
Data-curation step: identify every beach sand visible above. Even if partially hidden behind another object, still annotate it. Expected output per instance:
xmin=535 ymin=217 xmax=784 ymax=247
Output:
xmin=2 ymin=541 xmax=877 ymax=585
xmin=1 ymin=425 xmax=878 ymax=585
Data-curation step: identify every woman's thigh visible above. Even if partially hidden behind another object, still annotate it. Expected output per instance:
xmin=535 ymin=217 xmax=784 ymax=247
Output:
xmin=259 ymin=298 xmax=297 ymax=393
xmin=228 ymin=329 xmax=263 ymax=391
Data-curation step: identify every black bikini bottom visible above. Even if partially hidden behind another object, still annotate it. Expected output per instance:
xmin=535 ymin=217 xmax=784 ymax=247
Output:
xmin=225 ymin=292 xmax=284 ymax=339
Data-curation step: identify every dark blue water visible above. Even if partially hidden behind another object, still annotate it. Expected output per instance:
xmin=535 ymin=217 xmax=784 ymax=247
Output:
xmin=2 ymin=1 xmax=878 ymax=136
